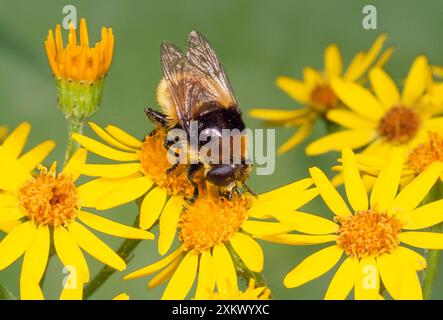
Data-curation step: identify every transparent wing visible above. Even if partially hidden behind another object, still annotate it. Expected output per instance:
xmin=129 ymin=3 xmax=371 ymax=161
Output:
xmin=185 ymin=30 xmax=239 ymax=118
xmin=160 ymin=43 xmax=191 ymax=132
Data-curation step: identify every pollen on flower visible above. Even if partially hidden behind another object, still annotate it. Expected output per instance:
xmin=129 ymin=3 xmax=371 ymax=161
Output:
xmin=378 ymin=106 xmax=421 ymax=144
xmin=179 ymin=192 xmax=251 ymax=253
xmin=18 ymin=165 xmax=79 ymax=227
xmin=336 ymin=209 xmax=403 ymax=258
xmin=139 ymin=129 xmax=200 ymax=198
xmin=310 ymin=84 xmax=338 ymax=112
xmin=408 ymin=132 xmax=443 ymax=173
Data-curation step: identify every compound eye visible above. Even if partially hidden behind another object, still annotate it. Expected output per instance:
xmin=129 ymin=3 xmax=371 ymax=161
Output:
xmin=206 ymin=165 xmax=236 ymax=187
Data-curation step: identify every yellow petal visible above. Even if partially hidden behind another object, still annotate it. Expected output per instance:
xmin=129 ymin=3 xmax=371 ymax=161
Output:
xmin=113 ymin=293 xmax=130 ymax=300
xmin=284 ymin=245 xmax=343 ymax=288
xmin=105 ymin=125 xmax=143 ymax=149
xmin=309 ymin=167 xmax=351 ymax=218
xmin=395 ymin=246 xmax=427 ymax=271
xmin=274 ymin=211 xmax=338 ymax=235
xmin=402 ymin=55 xmax=429 ymax=105
xmin=0 ymin=193 xmax=18 ymax=207
xmin=306 ymin=130 xmax=375 ymax=155
xmin=259 ymin=233 xmax=337 ymax=245
xmin=72 ymin=133 xmax=139 ymax=161
xmin=0 ymin=220 xmax=21 ymax=233
xmin=158 ymin=196 xmax=183 ymax=255
xmin=18 ymin=141 xmax=55 ymax=172
xmin=230 ymin=232 xmax=263 ymax=272
xmin=60 ymin=280 xmax=84 ymax=300
xmin=325 ymin=44 xmax=342 ymax=78
xmin=88 ymin=122 xmax=137 ymax=152
xmin=124 ymin=247 xmax=183 ymax=280
xmin=249 ymin=188 xmax=318 ymax=219
xmin=275 ymin=76 xmax=310 ymax=103
xmin=0 ymin=146 xmax=32 ymax=191
xmin=68 ymin=222 xmax=126 ymax=271
xmin=370 ymin=147 xmax=403 ymax=211
xmin=80 ymin=163 xmax=141 ymax=179
xmin=213 ymin=244 xmax=237 ymax=293
xmin=398 ymin=267 xmax=422 ymax=300
xmin=344 ymin=34 xmax=388 ymax=82
xmin=77 ymin=175 xmax=141 ymax=208
xmin=162 ymin=250 xmax=198 ymax=300
xmin=54 ymin=226 xmax=90 ymax=282
xmin=377 ymin=253 xmax=403 ymax=299
xmin=303 ymin=67 xmax=323 ymax=88
xmin=369 ymin=67 xmax=400 ymax=109
xmin=195 ymin=250 xmax=215 ymax=299
xmin=400 ymin=231 xmax=443 ymax=249
xmin=392 ymin=162 xmax=443 ymax=212
xmin=0 ymin=207 xmax=25 ymax=223
xmin=148 ymin=256 xmax=181 ymax=289
xmin=95 ymin=176 xmax=153 ymax=210
xmin=277 ymin=120 xmax=314 ymax=155
xmin=326 ymin=109 xmax=376 ymax=129
xmin=324 ymin=257 xmax=358 ymax=300
xmin=63 ymin=148 xmax=87 ymax=182
xmin=139 ymin=187 xmax=167 ymax=230
xmin=342 ymin=148 xmax=368 ymax=212
xmin=77 ymin=210 xmax=154 ymax=240
xmin=241 ymin=221 xmax=298 ymax=236
xmin=20 ymin=225 xmax=49 ymax=300
xmin=331 ymin=78 xmax=384 ymax=120
xmin=256 ymin=178 xmax=313 ymax=203
xmin=0 ymin=221 xmax=35 ymax=271
xmin=354 ymin=257 xmax=380 ymax=300
xmin=2 ymin=122 xmax=30 ymax=158
xmin=403 ymin=199 xmax=443 ymax=230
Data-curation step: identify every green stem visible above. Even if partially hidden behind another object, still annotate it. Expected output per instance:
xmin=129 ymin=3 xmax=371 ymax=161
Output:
xmin=422 ymin=181 xmax=443 ymax=300
xmin=0 ymin=283 xmax=17 ymax=300
xmin=64 ymin=116 xmax=85 ymax=166
xmin=84 ymin=216 xmax=141 ymax=300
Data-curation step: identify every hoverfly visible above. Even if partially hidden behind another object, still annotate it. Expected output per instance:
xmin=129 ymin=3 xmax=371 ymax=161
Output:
xmin=145 ymin=31 xmax=252 ymax=201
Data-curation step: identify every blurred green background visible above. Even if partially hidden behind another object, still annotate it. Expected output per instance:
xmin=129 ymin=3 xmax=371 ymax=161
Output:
xmin=1 ymin=0 xmax=443 ymax=300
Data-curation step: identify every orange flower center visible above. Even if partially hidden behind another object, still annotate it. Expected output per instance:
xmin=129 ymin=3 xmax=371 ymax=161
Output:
xmin=18 ymin=167 xmax=79 ymax=227
xmin=310 ymin=84 xmax=338 ymax=112
xmin=139 ymin=129 xmax=199 ymax=198
xmin=179 ymin=191 xmax=251 ymax=253
xmin=408 ymin=132 xmax=443 ymax=173
xmin=336 ymin=209 xmax=403 ymax=258
xmin=378 ymin=106 xmax=421 ymax=144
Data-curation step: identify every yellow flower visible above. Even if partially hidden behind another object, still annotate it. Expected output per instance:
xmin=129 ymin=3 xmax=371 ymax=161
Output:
xmin=306 ymin=56 xmax=443 ymax=156
xmin=0 ymin=148 xmax=153 ymax=300
xmin=124 ymin=182 xmax=318 ymax=300
xmin=332 ymin=130 xmax=443 ymax=189
xmin=45 ymin=18 xmax=114 ymax=118
xmin=45 ymin=18 xmax=113 ymax=82
xmin=0 ymin=122 xmax=55 ymax=233
xmin=249 ymin=34 xmax=392 ymax=154
xmin=264 ymin=148 xmax=443 ymax=300
xmin=202 ymin=279 xmax=271 ymax=300
xmin=71 ymin=123 xmax=201 ymax=255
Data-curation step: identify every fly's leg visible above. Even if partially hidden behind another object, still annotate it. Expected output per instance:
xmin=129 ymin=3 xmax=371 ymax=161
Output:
xmin=186 ymin=163 xmax=203 ymax=203
xmin=145 ymin=107 xmax=168 ymax=127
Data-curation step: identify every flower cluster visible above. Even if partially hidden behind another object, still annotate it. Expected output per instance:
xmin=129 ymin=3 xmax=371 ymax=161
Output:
xmin=2 ymin=18 xmax=443 ymax=301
